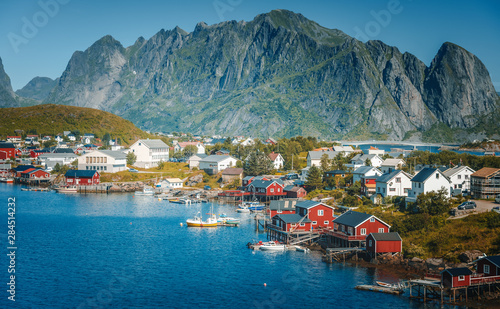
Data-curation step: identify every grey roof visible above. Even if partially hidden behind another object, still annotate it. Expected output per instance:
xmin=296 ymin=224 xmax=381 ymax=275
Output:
xmin=352 ymin=154 xmax=378 ymax=162
xmin=353 ymin=166 xmax=379 ymax=175
xmin=249 ymin=179 xmax=279 ymax=189
xmin=334 ymin=210 xmax=374 ymax=227
xmin=443 ymin=268 xmax=472 ymax=276
xmin=377 ymin=170 xmax=404 ymax=183
xmin=65 ymin=170 xmax=99 ymax=177
xmin=274 ymin=214 xmax=311 ymax=223
xmin=200 ymin=155 xmax=234 ymax=163
xmin=53 ymin=148 xmax=75 ymax=153
xmin=442 ymin=165 xmax=474 ymax=178
xmin=295 ymin=200 xmax=323 ymax=209
xmin=39 ymin=153 xmax=78 ymax=159
xmin=381 ymin=158 xmax=405 ymax=166
xmin=308 ymin=151 xmax=339 ymax=160
xmin=269 ymin=200 xmax=297 ymax=210
xmin=369 ymin=232 xmax=402 ymax=241
xmin=332 ymin=145 xmax=354 ymax=152
xmin=189 ymin=154 xmax=208 ymax=160
xmin=411 ymin=167 xmax=439 ymax=183
xmin=139 ymin=139 xmax=169 ymax=149
xmin=243 ymin=176 xmax=254 ymax=181
xmin=99 ymin=150 xmax=127 ymax=159
xmin=222 ymin=168 xmax=243 ymax=175
xmin=0 ymin=142 xmax=16 ymax=148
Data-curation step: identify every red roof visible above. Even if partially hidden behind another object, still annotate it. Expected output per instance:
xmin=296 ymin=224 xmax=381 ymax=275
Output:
xmin=21 ymin=168 xmax=36 ymax=174
xmin=178 ymin=141 xmax=202 ymax=148
xmin=268 ymin=152 xmax=281 ymax=161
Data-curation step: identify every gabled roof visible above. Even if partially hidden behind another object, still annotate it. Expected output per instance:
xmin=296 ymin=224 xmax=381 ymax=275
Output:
xmin=136 ymin=139 xmax=169 ymax=149
xmin=189 ymin=154 xmax=208 ymax=160
xmin=0 ymin=142 xmax=16 ymax=148
xmin=177 ymin=141 xmax=202 ymax=148
xmin=471 ymin=167 xmax=500 ymax=178
xmin=53 ymin=148 xmax=75 ymax=154
xmin=284 ymin=185 xmax=304 ymax=192
xmin=64 ymin=170 xmax=99 ymax=178
xmin=200 ymin=155 xmax=235 ymax=163
xmin=411 ymin=167 xmax=442 ymax=183
xmin=269 ymin=200 xmax=297 ymax=210
xmin=21 ymin=168 xmax=36 ymax=174
xmin=376 ymin=170 xmax=408 ymax=184
xmin=481 ymin=255 xmax=500 ymax=267
xmin=295 ymin=200 xmax=333 ymax=210
xmin=353 ymin=166 xmax=380 ymax=175
xmin=308 ymin=151 xmax=339 ymax=160
xmin=242 ymin=176 xmax=254 ymax=181
xmin=381 ymin=158 xmax=405 ymax=166
xmin=334 ymin=210 xmax=390 ymax=228
xmin=268 ymin=152 xmax=282 ymax=161
xmin=325 ymin=170 xmax=348 ymax=175
xmin=442 ymin=268 xmax=473 ymax=276
xmin=248 ymin=179 xmax=282 ymax=189
xmin=332 ymin=145 xmax=354 ymax=152
xmin=442 ymin=165 xmax=475 ymax=178
xmin=369 ymin=232 xmax=402 ymax=241
xmin=99 ymin=150 xmax=127 ymax=159
xmin=164 ymin=178 xmax=183 ymax=183
xmin=273 ymin=214 xmax=311 ymax=224
xmin=222 ymin=168 xmax=243 ymax=175
xmin=352 ymin=154 xmax=380 ymax=162
xmin=13 ymin=165 xmax=36 ymax=172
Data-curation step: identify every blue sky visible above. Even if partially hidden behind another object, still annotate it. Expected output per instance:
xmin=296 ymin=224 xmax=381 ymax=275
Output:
xmin=1 ymin=0 xmax=499 ymax=91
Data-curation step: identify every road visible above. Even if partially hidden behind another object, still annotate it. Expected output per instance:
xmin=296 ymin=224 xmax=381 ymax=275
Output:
xmin=449 ymin=199 xmax=499 ymax=219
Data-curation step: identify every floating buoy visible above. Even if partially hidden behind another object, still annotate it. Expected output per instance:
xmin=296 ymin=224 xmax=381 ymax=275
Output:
xmin=264 ymin=283 xmax=267 ymax=287
xmin=158 ymin=198 xmax=161 ymax=201
xmin=130 ymin=222 xmax=132 ymax=225
xmin=180 ymin=223 xmax=183 ymax=227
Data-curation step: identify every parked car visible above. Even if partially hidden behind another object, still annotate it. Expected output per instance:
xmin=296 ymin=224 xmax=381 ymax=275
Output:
xmin=458 ymin=201 xmax=476 ymax=210
xmin=496 ymin=194 xmax=500 ymax=204
xmin=129 ymin=168 xmax=138 ymax=173
xmin=204 ymin=185 xmax=211 ymax=190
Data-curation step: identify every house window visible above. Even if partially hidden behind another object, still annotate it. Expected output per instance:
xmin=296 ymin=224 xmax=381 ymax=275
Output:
xmin=277 ymin=210 xmax=282 ymax=214
xmin=484 ymin=264 xmax=490 ymax=274
xmin=383 ymin=188 xmax=386 ymax=193
xmin=418 ymin=183 xmax=421 ymax=188
xmin=436 ymin=173 xmax=439 ymax=179
xmin=465 ymin=175 xmax=469 ymax=179
xmin=369 ymin=240 xmax=372 ymax=247
xmin=377 ymin=187 xmax=380 ymax=192
xmin=458 ymin=175 xmax=461 ymax=180
xmin=370 ymin=217 xmax=375 ymax=222
xmin=324 ymin=221 xmax=329 ymax=225
xmin=378 ymin=228 xmax=384 ymax=233
xmin=270 ymin=188 xmax=274 ymax=193
xmin=458 ymin=275 xmax=465 ymax=281
xmin=300 ymin=223 xmax=305 ymax=227
xmin=312 ymin=221 xmax=317 ymax=225
xmin=318 ymin=210 xmax=324 ymax=216
xmin=360 ymin=228 xmax=366 ymax=235
xmin=389 ymin=188 xmax=395 ymax=192
xmin=396 ymin=177 xmax=401 ymax=183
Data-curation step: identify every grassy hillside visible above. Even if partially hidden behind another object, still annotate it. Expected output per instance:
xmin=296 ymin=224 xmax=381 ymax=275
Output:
xmin=0 ymin=104 xmax=153 ymax=145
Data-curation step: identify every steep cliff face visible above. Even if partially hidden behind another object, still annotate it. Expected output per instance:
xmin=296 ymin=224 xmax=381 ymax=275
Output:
xmin=35 ymin=10 xmax=499 ymax=139
xmin=0 ymin=57 xmax=18 ymax=108
xmin=423 ymin=42 xmax=499 ymax=128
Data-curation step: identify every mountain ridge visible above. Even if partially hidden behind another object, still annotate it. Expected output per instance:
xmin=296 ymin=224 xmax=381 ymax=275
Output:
xmin=3 ymin=9 xmax=500 ymax=141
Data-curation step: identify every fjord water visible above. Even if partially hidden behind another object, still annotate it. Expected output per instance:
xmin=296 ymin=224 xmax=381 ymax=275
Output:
xmin=1 ymin=184 xmax=453 ymax=308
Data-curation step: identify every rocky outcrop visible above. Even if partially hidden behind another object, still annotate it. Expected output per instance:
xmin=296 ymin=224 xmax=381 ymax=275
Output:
xmin=20 ymin=9 xmax=496 ymax=140
xmin=185 ymin=174 xmax=203 ymax=187
xmin=0 ymin=57 xmax=18 ymax=108
xmin=459 ymin=250 xmax=485 ymax=263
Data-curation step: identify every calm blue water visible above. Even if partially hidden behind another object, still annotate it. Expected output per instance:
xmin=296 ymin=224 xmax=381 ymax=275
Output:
xmin=0 ymin=184 xmax=461 ymax=308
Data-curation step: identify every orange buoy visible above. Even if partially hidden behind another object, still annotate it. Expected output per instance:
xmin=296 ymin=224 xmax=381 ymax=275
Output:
xmin=264 ymin=283 xmax=267 ymax=287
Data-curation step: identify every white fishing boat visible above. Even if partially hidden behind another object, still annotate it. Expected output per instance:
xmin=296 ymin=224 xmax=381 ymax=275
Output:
xmin=260 ymin=242 xmax=287 ymax=251
xmin=54 ymin=186 xmax=78 ymax=193
xmin=0 ymin=177 xmax=14 ymax=183
xmin=236 ymin=205 xmax=250 ymax=213
xmin=135 ymin=187 xmax=155 ymax=195
xmin=217 ymin=213 xmax=240 ymax=225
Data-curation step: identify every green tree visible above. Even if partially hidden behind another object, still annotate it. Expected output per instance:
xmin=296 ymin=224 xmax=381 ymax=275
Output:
xmin=305 ymin=165 xmax=323 ymax=191
xmin=364 ymin=158 xmax=372 ymax=166
xmin=52 ymin=163 xmax=61 ymax=173
xmin=320 ymin=153 xmax=331 ymax=173
xmin=43 ymin=139 xmax=57 ymax=148
xmin=347 ymin=180 xmax=361 ymax=196
xmin=244 ymin=148 xmax=274 ymax=176
xmin=183 ymin=145 xmax=198 ymax=158
xmin=126 ymin=152 xmax=137 ymax=165
xmin=157 ymin=160 xmax=166 ymax=170
xmin=413 ymin=188 xmax=452 ymax=216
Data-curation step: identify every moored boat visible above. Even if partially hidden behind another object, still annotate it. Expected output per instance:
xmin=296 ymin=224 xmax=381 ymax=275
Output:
xmin=236 ymin=205 xmax=250 ymax=213
xmin=376 ymin=281 xmax=403 ymax=290
xmin=186 ymin=211 xmax=218 ymax=228
xmin=260 ymin=242 xmax=287 ymax=251
xmin=244 ymin=201 xmax=265 ymax=212
xmin=54 ymin=186 xmax=78 ymax=193
xmin=0 ymin=177 xmax=14 ymax=183
xmin=134 ymin=187 xmax=154 ymax=195
xmin=217 ymin=213 xmax=240 ymax=225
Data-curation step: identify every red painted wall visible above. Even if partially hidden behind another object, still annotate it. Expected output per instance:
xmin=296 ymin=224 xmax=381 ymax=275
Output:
xmin=366 ymin=235 xmax=401 ymax=253
xmin=477 ymin=259 xmax=499 ymax=276
xmin=286 ymin=222 xmax=311 ymax=232
xmin=442 ymin=272 xmax=470 ymax=288
xmin=0 ymin=147 xmax=15 ymax=159
xmin=355 ymin=219 xmax=389 ymax=236
xmin=269 ymin=209 xmax=295 ymax=218
xmin=66 ymin=174 xmax=100 ymax=186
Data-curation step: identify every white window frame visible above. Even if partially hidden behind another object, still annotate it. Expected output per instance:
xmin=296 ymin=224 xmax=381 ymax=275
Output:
xmin=312 ymin=221 xmax=317 ymax=225
xmin=484 ymin=264 xmax=490 ymax=274
xmin=300 ymin=223 xmax=305 ymax=227
xmin=369 ymin=240 xmax=372 ymax=247
xmin=360 ymin=228 xmax=366 ymax=235
xmin=458 ymin=275 xmax=465 ymax=281
xmin=318 ymin=209 xmax=324 ymax=216
xmin=378 ymin=228 xmax=384 ymax=233
xmin=324 ymin=220 xmax=329 ymax=225
xmin=370 ymin=217 xmax=375 ymax=222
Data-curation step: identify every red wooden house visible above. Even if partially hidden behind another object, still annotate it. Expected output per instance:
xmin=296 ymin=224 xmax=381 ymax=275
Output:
xmin=0 ymin=142 xmax=16 ymax=159
xmin=284 ymin=185 xmax=307 ymax=198
xmin=295 ymin=200 xmax=335 ymax=230
xmin=12 ymin=165 xmax=37 ymax=177
xmin=242 ymin=176 xmax=269 ymax=187
xmin=246 ymin=179 xmax=285 ymax=200
xmin=475 ymin=255 xmax=500 ymax=276
xmin=441 ymin=268 xmax=473 ymax=288
xmin=64 ymin=170 xmax=100 ymax=186
xmin=361 ymin=176 xmax=378 ymax=196
xmin=366 ymin=232 xmax=402 ymax=256
xmin=20 ymin=168 xmax=50 ymax=181
xmin=326 ymin=210 xmax=391 ymax=248
xmin=271 ymin=214 xmax=312 ymax=232
xmin=268 ymin=200 xmax=297 ymax=218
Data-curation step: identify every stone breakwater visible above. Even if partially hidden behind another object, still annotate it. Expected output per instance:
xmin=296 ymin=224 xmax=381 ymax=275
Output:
xmin=107 ymin=182 xmax=146 ymax=192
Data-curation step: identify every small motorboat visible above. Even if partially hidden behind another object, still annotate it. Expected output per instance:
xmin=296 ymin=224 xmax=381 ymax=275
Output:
xmin=135 ymin=187 xmax=154 ymax=195
xmin=186 ymin=213 xmax=218 ymax=227
xmin=54 ymin=186 xmax=78 ymax=193
xmin=244 ymin=201 xmax=265 ymax=212
xmin=217 ymin=213 xmax=240 ymax=225
xmin=260 ymin=241 xmax=287 ymax=251
xmin=376 ymin=281 xmax=403 ymax=290
xmin=236 ymin=205 xmax=250 ymax=213
xmin=0 ymin=177 xmax=14 ymax=183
